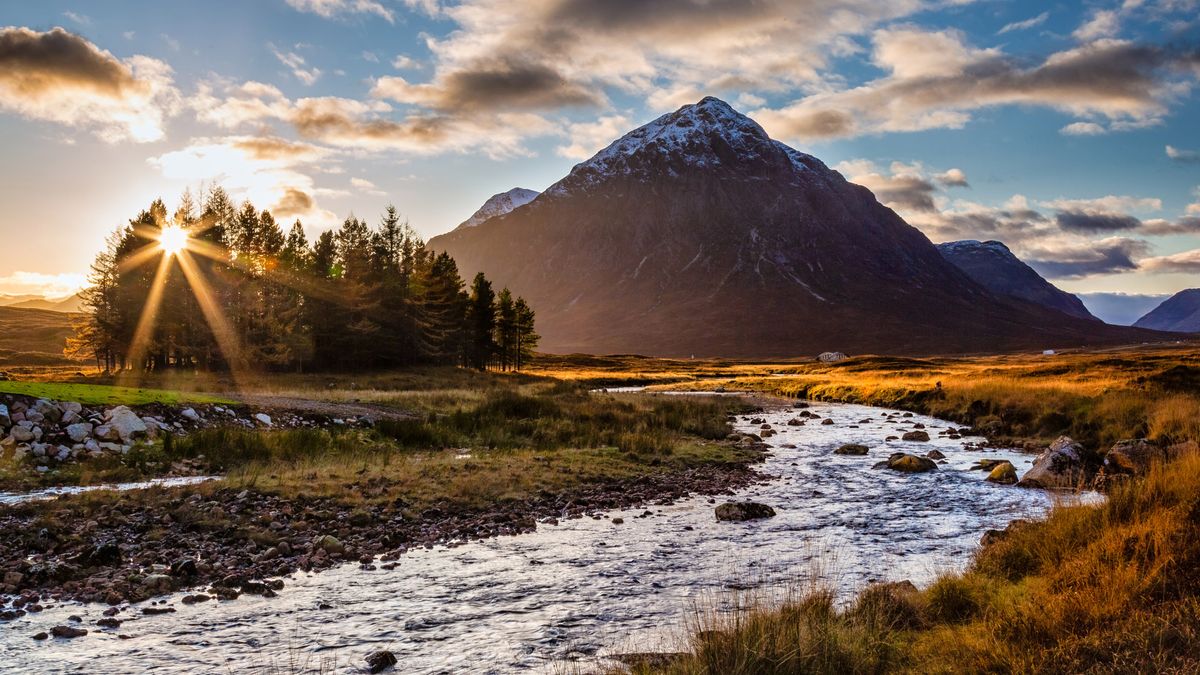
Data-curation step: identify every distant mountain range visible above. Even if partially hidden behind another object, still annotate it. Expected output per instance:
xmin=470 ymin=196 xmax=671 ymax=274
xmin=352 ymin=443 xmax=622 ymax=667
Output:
xmin=430 ymin=97 xmax=1162 ymax=357
xmin=936 ymin=240 xmax=1097 ymax=321
xmin=1134 ymin=289 xmax=1200 ymax=333
xmin=0 ymin=293 xmax=83 ymax=313
xmin=1076 ymin=292 xmax=1171 ymax=326
xmin=455 ymin=188 xmax=540 ymax=230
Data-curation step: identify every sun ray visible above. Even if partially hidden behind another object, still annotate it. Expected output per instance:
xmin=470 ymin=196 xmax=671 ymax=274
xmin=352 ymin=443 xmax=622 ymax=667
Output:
xmin=116 ymin=253 xmax=173 ymax=387
xmin=117 ymin=241 xmax=167 ymax=274
xmin=175 ymin=249 xmax=251 ymax=392
xmin=186 ymin=237 xmax=349 ymax=305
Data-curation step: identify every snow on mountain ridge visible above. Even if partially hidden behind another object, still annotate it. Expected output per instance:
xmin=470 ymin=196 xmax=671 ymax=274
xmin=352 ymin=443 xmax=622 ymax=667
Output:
xmin=456 ymin=187 xmax=540 ymax=229
xmin=547 ymin=96 xmax=821 ymax=196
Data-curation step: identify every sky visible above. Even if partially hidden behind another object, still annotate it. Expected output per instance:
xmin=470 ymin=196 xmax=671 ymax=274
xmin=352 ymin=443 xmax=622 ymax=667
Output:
xmin=0 ymin=0 xmax=1198 ymax=301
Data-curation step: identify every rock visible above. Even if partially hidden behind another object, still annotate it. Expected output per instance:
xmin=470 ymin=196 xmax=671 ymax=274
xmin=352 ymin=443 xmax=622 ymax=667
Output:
xmin=313 ymin=534 xmax=345 ymax=555
xmin=141 ymin=574 xmax=174 ymax=594
xmin=106 ymin=407 xmax=148 ymax=442
xmin=365 ymin=650 xmax=398 ymax=673
xmin=170 ymin=558 xmax=198 ymax=577
xmin=833 ymin=444 xmax=869 ymax=456
xmin=1103 ymin=439 xmax=1171 ymax=476
xmin=714 ymin=502 xmax=777 ymax=522
xmin=93 ymin=424 xmax=118 ymax=441
xmin=254 ymin=413 xmax=273 ymax=426
xmin=884 ymin=453 xmax=937 ymax=473
xmin=969 ymin=458 xmax=1007 ymax=471
xmin=180 ymin=408 xmax=201 ymax=422
xmin=96 ymin=618 xmax=122 ymax=628
xmin=33 ymin=399 xmax=62 ymax=424
xmin=0 ymin=403 xmax=9 ymax=428
xmin=50 ymin=625 xmax=88 ymax=639
xmin=820 ymin=418 xmax=835 ymax=425
xmin=786 ymin=418 xmax=804 ymax=426
xmin=986 ymin=461 xmax=1018 ymax=485
xmin=1017 ymin=436 xmax=1091 ymax=489
xmin=901 ymin=430 xmax=930 ymax=442
xmin=760 ymin=428 xmax=776 ymax=438
xmin=65 ymin=423 xmax=93 ymax=443
xmin=32 ymin=632 xmax=48 ymax=641
xmin=142 ymin=606 xmax=176 ymax=615
xmin=9 ymin=425 xmax=34 ymax=443
xmin=926 ymin=449 xmax=946 ymax=460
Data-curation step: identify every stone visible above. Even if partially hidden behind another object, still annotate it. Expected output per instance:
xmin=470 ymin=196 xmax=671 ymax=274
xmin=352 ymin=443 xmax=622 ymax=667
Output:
xmin=141 ymin=574 xmax=174 ymax=594
xmin=901 ymin=430 xmax=930 ymax=442
xmin=1017 ymin=436 xmax=1092 ymax=489
xmin=926 ymin=449 xmax=946 ymax=460
xmin=365 ymin=650 xmax=398 ymax=673
xmin=313 ymin=535 xmax=345 ymax=555
xmin=254 ymin=413 xmax=273 ymax=426
xmin=180 ymin=408 xmax=201 ymax=423
xmin=821 ymin=418 xmax=835 ymax=425
xmin=9 ymin=425 xmax=34 ymax=443
xmin=65 ymin=423 xmax=93 ymax=443
xmin=106 ymin=407 xmax=148 ymax=442
xmin=93 ymin=424 xmax=118 ymax=441
xmin=969 ymin=458 xmax=1008 ymax=471
xmin=884 ymin=453 xmax=937 ymax=473
xmin=986 ymin=461 xmax=1018 ymax=485
xmin=833 ymin=444 xmax=869 ymax=456
xmin=714 ymin=502 xmax=777 ymax=521
xmin=50 ymin=625 xmax=87 ymax=639
xmin=1103 ymin=439 xmax=1171 ymax=476
xmin=0 ymin=403 xmax=9 ymax=428
xmin=33 ymin=400 xmax=61 ymax=423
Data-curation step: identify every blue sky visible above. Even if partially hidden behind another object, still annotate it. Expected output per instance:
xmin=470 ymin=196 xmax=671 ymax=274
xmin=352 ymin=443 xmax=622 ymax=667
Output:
xmin=0 ymin=0 xmax=1197 ymax=299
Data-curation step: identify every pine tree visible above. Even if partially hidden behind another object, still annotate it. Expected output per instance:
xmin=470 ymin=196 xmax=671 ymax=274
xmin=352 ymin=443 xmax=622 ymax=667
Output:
xmin=495 ymin=288 xmax=516 ymax=371
xmin=465 ymin=272 xmax=496 ymax=370
xmin=514 ymin=297 xmax=539 ymax=371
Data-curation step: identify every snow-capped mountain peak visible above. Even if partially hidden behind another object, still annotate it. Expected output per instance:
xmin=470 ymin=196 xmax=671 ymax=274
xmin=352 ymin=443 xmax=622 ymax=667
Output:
xmin=456 ymin=187 xmax=540 ymax=229
xmin=547 ymin=96 xmax=822 ymax=195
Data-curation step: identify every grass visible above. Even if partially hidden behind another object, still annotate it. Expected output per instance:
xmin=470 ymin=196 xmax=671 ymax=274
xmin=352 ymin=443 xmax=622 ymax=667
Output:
xmin=0 ymin=380 xmax=235 ymax=406
xmin=0 ymin=305 xmax=81 ymax=368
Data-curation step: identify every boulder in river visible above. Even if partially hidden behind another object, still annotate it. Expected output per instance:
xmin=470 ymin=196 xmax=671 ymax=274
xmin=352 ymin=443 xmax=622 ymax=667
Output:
xmin=366 ymin=650 xmax=398 ymax=673
xmin=715 ymin=502 xmax=777 ymax=522
xmin=926 ymin=449 xmax=946 ymax=460
xmin=1018 ymin=436 xmax=1092 ymax=489
xmin=986 ymin=461 xmax=1018 ymax=485
xmin=901 ymin=430 xmax=930 ymax=442
xmin=834 ymin=444 xmax=869 ymax=456
xmin=50 ymin=625 xmax=87 ymax=639
xmin=882 ymin=453 xmax=937 ymax=473
xmin=313 ymin=534 xmax=345 ymax=555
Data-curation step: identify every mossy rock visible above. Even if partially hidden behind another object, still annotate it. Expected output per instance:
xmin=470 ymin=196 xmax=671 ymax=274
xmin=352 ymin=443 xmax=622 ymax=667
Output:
xmin=834 ymin=443 xmax=869 ymax=456
xmin=886 ymin=453 xmax=937 ymax=473
xmin=986 ymin=461 xmax=1018 ymax=485
xmin=902 ymin=430 xmax=930 ymax=442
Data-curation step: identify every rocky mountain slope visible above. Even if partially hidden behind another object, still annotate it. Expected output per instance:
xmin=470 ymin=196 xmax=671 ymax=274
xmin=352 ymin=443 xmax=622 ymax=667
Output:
xmin=1133 ymin=289 xmax=1200 ymax=332
xmin=455 ymin=188 xmax=539 ymax=230
xmin=937 ymin=240 xmax=1097 ymax=321
xmin=430 ymin=97 xmax=1159 ymax=357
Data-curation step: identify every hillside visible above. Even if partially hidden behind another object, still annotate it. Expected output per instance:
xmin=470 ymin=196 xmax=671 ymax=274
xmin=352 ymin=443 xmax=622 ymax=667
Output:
xmin=937 ymin=240 xmax=1097 ymax=321
xmin=1134 ymin=289 xmax=1200 ymax=332
xmin=0 ymin=305 xmax=81 ymax=366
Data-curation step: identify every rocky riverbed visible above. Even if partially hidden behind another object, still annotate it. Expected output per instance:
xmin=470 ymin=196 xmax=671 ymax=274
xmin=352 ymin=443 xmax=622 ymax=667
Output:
xmin=0 ymin=400 xmax=1098 ymax=673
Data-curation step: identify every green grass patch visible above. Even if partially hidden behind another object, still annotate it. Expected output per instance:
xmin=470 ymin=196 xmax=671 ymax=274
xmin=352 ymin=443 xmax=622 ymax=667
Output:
xmin=0 ymin=380 xmax=236 ymax=406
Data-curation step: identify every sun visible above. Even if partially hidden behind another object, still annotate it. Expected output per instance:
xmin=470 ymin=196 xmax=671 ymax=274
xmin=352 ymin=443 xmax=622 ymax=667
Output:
xmin=159 ymin=225 xmax=189 ymax=256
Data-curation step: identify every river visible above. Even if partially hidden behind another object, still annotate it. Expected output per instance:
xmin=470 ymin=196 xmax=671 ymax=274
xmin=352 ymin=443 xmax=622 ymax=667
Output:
xmin=0 ymin=400 xmax=1092 ymax=673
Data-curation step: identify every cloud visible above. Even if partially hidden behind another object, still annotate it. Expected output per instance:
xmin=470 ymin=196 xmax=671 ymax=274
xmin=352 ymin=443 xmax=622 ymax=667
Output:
xmin=285 ymin=0 xmax=395 ymax=23
xmin=371 ymin=57 xmax=602 ymax=112
xmin=753 ymin=32 xmax=1198 ymax=141
xmin=1055 ymin=210 xmax=1144 ymax=232
xmin=837 ymin=159 xmax=945 ymax=212
xmin=62 ymin=11 xmax=90 ymax=26
xmin=350 ymin=176 xmax=386 ymax=195
xmin=0 ymin=271 xmax=87 ymax=297
xmin=391 ymin=54 xmax=420 ymax=69
xmin=149 ymin=136 xmax=336 ymax=226
xmin=1025 ymin=237 xmax=1149 ymax=279
xmin=272 ymin=46 xmax=321 ymax=85
xmin=1073 ymin=10 xmax=1120 ymax=42
xmin=1166 ymin=144 xmax=1200 ymax=162
xmin=557 ymin=114 xmax=631 ymax=159
xmin=935 ymin=168 xmax=969 ymax=187
xmin=1041 ymin=195 xmax=1162 ymax=213
xmin=1061 ymin=121 xmax=1107 ymax=135
xmin=1141 ymin=248 xmax=1200 ymax=273
xmin=1143 ymin=216 xmax=1200 ymax=234
xmin=0 ymin=27 xmax=179 ymax=142
xmin=998 ymin=11 xmax=1049 ymax=35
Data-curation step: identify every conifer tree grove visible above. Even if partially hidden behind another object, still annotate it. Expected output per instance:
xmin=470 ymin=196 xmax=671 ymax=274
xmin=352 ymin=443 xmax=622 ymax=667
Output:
xmin=70 ymin=189 xmax=537 ymax=373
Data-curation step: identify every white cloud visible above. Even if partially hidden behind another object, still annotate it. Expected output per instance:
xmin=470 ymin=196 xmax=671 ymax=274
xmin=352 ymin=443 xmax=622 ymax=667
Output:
xmin=997 ymin=11 xmax=1048 ymax=35
xmin=1166 ymin=145 xmax=1200 ymax=162
xmin=1061 ymin=121 xmax=1107 ymax=135
xmin=557 ymin=114 xmax=632 ymax=160
xmin=0 ymin=27 xmax=180 ymax=143
xmin=0 ymin=271 xmax=88 ymax=297
xmin=272 ymin=46 xmax=321 ymax=86
xmin=1041 ymin=195 xmax=1162 ymax=213
xmin=1073 ymin=10 xmax=1120 ymax=42
xmin=285 ymin=0 xmax=395 ymax=23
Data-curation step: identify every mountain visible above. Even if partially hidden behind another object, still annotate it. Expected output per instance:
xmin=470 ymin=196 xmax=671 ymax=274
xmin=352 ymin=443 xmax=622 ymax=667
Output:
xmin=429 ymin=97 xmax=1160 ymax=357
xmin=936 ymin=240 xmax=1097 ymax=321
xmin=5 ymin=293 xmax=85 ymax=313
xmin=455 ymin=188 xmax=540 ymax=230
xmin=1078 ymin=292 xmax=1170 ymax=326
xmin=1133 ymin=289 xmax=1200 ymax=332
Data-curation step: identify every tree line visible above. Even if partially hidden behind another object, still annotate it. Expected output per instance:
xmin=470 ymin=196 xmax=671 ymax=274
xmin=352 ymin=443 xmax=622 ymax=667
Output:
xmin=69 ymin=187 xmax=538 ymax=373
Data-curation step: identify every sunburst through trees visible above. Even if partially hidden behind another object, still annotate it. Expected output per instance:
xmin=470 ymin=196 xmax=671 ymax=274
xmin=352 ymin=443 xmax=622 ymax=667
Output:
xmin=67 ymin=187 xmax=538 ymax=380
